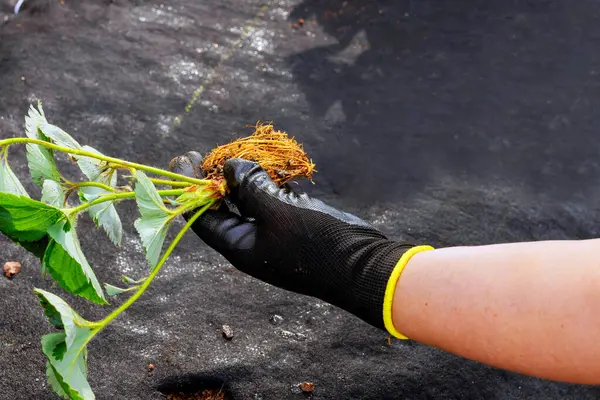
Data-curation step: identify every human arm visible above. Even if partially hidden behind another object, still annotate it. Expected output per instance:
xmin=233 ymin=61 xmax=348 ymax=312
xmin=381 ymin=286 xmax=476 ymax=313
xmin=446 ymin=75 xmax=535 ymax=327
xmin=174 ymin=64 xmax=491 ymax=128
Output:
xmin=395 ymin=239 xmax=600 ymax=384
xmin=170 ymin=153 xmax=600 ymax=385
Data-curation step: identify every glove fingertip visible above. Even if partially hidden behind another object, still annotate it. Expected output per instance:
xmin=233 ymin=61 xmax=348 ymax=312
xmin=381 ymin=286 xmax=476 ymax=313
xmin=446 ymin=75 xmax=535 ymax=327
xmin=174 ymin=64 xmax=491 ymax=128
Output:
xmin=185 ymin=151 xmax=203 ymax=173
xmin=222 ymin=158 xmax=284 ymax=220
xmin=223 ymin=158 xmax=262 ymax=189
xmin=169 ymin=152 xmax=204 ymax=178
xmin=190 ymin=209 xmax=250 ymax=253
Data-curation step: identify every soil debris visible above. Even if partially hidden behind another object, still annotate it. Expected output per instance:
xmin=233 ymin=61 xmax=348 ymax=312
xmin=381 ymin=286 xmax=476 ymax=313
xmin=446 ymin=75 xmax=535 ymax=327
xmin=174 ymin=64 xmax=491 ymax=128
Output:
xmin=166 ymin=389 xmax=225 ymax=400
xmin=279 ymin=329 xmax=307 ymax=341
xmin=200 ymin=122 xmax=315 ymax=194
xmin=299 ymin=382 xmax=315 ymax=393
xmin=3 ymin=261 xmax=21 ymax=279
xmin=221 ymin=325 xmax=234 ymax=340
xmin=292 ymin=17 xmax=305 ymax=29
xmin=269 ymin=314 xmax=283 ymax=325
xmin=147 ymin=363 xmax=155 ymax=373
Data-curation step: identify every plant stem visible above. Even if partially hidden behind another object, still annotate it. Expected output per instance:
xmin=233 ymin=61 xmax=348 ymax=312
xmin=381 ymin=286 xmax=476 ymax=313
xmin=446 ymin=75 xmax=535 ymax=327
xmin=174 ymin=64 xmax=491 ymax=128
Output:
xmin=156 ymin=189 xmax=188 ymax=197
xmin=65 ymin=189 xmax=187 ymax=216
xmin=150 ymin=178 xmax=193 ymax=187
xmin=66 ymin=192 xmax=136 ymax=215
xmin=98 ymin=202 xmax=213 ymax=327
xmin=0 ymin=137 xmax=211 ymax=186
xmin=72 ymin=181 xmax=117 ymax=192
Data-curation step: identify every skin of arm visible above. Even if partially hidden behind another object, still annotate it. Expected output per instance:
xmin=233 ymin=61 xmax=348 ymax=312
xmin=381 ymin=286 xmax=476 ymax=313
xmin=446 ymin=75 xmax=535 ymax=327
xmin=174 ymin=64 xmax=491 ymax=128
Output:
xmin=392 ymin=238 xmax=600 ymax=385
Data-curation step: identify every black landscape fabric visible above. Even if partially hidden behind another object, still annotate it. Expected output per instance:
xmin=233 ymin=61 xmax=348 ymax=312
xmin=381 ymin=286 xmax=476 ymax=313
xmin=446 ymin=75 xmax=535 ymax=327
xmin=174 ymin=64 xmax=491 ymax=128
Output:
xmin=1 ymin=0 xmax=600 ymax=399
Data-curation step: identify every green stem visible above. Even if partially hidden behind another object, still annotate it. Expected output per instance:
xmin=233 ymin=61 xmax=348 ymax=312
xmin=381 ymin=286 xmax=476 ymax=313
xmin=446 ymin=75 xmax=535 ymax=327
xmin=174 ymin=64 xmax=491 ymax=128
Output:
xmin=150 ymin=178 xmax=193 ymax=187
xmin=98 ymin=202 xmax=213 ymax=327
xmin=65 ymin=189 xmax=187 ymax=216
xmin=66 ymin=192 xmax=136 ymax=215
xmin=72 ymin=181 xmax=117 ymax=192
xmin=0 ymin=138 xmax=211 ymax=186
xmin=156 ymin=189 xmax=188 ymax=197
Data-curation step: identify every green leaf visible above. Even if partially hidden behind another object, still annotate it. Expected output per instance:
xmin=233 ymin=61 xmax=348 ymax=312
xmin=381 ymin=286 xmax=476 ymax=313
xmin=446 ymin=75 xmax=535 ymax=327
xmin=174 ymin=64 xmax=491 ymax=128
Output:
xmin=46 ymin=360 xmax=70 ymax=399
xmin=41 ymin=180 xmax=66 ymax=208
xmin=42 ymin=332 xmax=95 ymax=400
xmin=76 ymin=145 xmax=111 ymax=183
xmin=134 ymin=171 xmax=170 ymax=218
xmin=34 ymin=288 xmax=94 ymax=348
xmin=38 ymin=119 xmax=116 ymax=186
xmin=174 ymin=188 xmax=203 ymax=205
xmin=0 ymin=191 xmax=56 ymax=259
xmin=39 ymin=123 xmax=82 ymax=151
xmin=174 ymin=186 xmax=213 ymax=210
xmin=35 ymin=289 xmax=97 ymax=399
xmin=24 ymin=103 xmax=61 ymax=185
xmin=44 ymin=222 xmax=107 ymax=305
xmin=79 ymin=186 xmax=123 ymax=246
xmin=122 ymin=274 xmax=146 ymax=285
xmin=164 ymin=197 xmax=180 ymax=206
xmin=134 ymin=215 xmax=170 ymax=269
xmin=133 ymin=171 xmax=172 ymax=268
xmin=104 ymin=283 xmax=138 ymax=296
xmin=101 ymin=169 xmax=118 ymax=188
xmin=36 ymin=292 xmax=64 ymax=330
xmin=76 ymin=145 xmax=121 ymax=245
xmin=0 ymin=157 xmax=29 ymax=197
xmin=0 ymin=193 xmax=64 ymax=243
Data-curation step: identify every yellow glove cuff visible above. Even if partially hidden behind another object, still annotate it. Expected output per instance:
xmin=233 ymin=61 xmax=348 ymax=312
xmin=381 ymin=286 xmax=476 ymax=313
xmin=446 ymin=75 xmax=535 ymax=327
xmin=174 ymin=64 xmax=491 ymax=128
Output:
xmin=383 ymin=245 xmax=435 ymax=339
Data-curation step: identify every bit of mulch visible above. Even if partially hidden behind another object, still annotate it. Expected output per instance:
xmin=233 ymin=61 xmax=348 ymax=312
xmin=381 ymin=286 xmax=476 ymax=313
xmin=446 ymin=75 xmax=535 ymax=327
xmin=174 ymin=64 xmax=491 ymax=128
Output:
xmin=166 ymin=389 xmax=225 ymax=400
xmin=3 ymin=261 xmax=21 ymax=279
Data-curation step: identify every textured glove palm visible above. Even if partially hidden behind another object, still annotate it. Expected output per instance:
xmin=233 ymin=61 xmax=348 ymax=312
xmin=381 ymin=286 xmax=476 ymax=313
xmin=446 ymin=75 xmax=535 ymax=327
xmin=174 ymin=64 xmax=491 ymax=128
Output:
xmin=170 ymin=154 xmax=419 ymax=333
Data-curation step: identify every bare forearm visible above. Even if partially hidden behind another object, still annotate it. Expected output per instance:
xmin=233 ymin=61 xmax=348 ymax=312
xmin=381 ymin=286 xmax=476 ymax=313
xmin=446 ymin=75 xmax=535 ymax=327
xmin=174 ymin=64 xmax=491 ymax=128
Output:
xmin=393 ymin=238 xmax=600 ymax=384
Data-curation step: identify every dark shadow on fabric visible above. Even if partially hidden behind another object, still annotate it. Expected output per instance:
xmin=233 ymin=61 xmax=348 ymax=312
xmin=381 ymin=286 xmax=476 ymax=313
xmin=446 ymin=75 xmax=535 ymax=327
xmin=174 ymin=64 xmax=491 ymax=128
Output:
xmin=154 ymin=335 xmax=600 ymax=400
xmin=285 ymin=0 xmax=600 ymax=205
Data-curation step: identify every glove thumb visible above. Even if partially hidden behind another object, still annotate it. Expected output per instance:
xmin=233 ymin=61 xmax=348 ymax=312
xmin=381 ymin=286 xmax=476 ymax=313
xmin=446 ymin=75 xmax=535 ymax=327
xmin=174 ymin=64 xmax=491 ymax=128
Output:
xmin=223 ymin=158 xmax=285 ymax=221
xmin=169 ymin=152 xmax=254 ymax=254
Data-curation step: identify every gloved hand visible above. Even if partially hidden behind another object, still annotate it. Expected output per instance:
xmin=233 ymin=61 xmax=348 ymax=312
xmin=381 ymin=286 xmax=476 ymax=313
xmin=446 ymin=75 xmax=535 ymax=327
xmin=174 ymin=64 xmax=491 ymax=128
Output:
xmin=169 ymin=152 xmax=433 ymax=338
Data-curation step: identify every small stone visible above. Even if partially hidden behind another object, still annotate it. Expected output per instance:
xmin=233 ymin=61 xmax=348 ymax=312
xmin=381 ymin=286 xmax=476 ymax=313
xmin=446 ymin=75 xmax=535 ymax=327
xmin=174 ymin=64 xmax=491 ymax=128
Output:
xmin=222 ymin=325 xmax=233 ymax=340
xmin=147 ymin=363 xmax=155 ymax=372
xmin=269 ymin=314 xmax=283 ymax=325
xmin=279 ymin=330 xmax=306 ymax=341
xmin=289 ymin=384 xmax=302 ymax=394
xmin=299 ymin=382 xmax=314 ymax=393
xmin=3 ymin=262 xmax=21 ymax=279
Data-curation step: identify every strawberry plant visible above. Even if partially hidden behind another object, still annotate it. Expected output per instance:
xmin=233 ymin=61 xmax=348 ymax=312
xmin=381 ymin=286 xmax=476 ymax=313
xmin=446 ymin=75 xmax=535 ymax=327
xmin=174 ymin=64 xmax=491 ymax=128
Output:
xmin=0 ymin=102 xmax=315 ymax=399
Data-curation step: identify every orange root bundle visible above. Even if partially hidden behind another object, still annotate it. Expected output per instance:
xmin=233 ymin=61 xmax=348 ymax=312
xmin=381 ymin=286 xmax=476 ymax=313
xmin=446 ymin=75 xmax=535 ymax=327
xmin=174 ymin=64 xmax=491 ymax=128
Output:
xmin=201 ymin=122 xmax=316 ymax=187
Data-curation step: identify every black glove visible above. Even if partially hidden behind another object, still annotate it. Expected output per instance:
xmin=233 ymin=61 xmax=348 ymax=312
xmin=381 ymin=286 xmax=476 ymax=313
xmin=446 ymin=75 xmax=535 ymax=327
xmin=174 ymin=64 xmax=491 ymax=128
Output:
xmin=169 ymin=153 xmax=433 ymax=338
